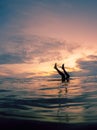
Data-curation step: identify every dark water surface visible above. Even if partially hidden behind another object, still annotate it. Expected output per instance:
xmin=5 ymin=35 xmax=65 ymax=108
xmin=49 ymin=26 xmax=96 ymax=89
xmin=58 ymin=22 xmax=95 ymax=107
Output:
xmin=0 ymin=76 xmax=97 ymax=124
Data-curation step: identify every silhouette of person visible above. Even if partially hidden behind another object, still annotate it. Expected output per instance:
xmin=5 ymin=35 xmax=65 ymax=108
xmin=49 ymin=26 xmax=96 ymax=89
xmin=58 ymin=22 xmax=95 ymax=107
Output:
xmin=62 ymin=64 xmax=70 ymax=82
xmin=54 ymin=63 xmax=70 ymax=82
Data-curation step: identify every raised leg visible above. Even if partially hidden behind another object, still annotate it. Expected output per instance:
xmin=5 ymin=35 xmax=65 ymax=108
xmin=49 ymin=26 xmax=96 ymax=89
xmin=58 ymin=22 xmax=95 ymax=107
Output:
xmin=54 ymin=63 xmax=65 ymax=82
xmin=62 ymin=64 xmax=70 ymax=80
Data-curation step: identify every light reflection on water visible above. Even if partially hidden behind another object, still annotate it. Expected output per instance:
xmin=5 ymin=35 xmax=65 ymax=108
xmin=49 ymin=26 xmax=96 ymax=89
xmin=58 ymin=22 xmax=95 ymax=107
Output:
xmin=0 ymin=76 xmax=97 ymax=123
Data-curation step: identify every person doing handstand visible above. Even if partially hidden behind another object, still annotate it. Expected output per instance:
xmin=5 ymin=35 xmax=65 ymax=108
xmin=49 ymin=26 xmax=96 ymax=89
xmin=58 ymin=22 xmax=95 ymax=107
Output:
xmin=54 ymin=63 xmax=70 ymax=82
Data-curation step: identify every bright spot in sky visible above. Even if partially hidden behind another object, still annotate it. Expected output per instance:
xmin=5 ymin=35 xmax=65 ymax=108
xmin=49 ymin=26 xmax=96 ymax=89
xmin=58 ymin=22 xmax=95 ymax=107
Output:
xmin=0 ymin=0 xmax=97 ymax=77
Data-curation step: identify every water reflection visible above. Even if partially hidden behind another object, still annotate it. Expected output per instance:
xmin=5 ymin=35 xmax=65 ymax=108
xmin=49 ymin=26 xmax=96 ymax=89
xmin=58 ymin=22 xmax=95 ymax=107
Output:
xmin=57 ymin=82 xmax=69 ymax=123
xmin=1 ymin=76 xmax=97 ymax=123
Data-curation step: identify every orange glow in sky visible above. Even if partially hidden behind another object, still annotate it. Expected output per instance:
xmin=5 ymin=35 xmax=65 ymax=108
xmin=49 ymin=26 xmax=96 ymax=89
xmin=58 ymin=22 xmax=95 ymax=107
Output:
xmin=1 ymin=1 xmax=97 ymax=77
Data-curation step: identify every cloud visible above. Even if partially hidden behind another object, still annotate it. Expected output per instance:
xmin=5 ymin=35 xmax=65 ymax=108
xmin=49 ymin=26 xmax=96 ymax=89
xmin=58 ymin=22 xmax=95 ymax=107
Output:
xmin=75 ymin=55 xmax=97 ymax=76
xmin=0 ymin=0 xmax=97 ymax=78
xmin=0 ymin=53 xmax=24 ymax=64
xmin=0 ymin=35 xmax=80 ymax=65
xmin=87 ymin=55 xmax=97 ymax=60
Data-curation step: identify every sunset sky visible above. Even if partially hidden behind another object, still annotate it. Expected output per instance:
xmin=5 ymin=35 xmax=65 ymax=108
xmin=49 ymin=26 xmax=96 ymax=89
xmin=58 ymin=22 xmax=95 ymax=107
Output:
xmin=0 ymin=0 xmax=97 ymax=78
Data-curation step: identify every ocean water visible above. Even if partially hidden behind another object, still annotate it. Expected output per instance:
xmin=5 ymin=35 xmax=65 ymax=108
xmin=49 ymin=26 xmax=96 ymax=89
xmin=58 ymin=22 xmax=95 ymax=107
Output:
xmin=0 ymin=76 xmax=97 ymax=124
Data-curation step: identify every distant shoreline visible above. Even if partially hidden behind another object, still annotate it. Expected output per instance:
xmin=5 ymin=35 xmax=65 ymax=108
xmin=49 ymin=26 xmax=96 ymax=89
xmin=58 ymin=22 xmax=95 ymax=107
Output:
xmin=0 ymin=117 xmax=97 ymax=130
